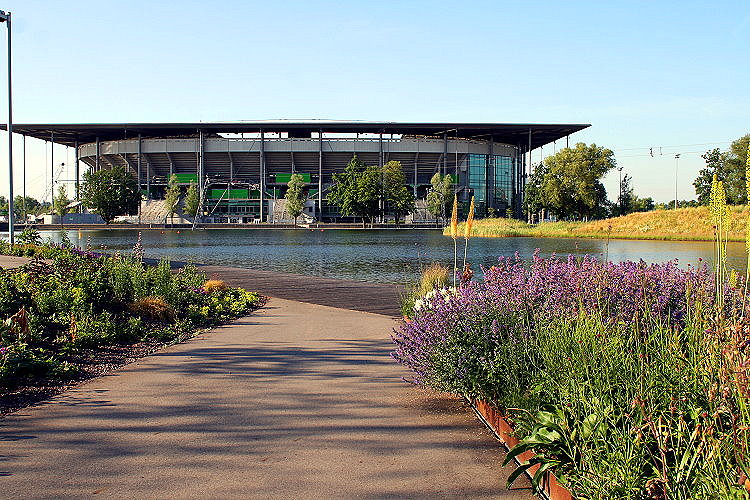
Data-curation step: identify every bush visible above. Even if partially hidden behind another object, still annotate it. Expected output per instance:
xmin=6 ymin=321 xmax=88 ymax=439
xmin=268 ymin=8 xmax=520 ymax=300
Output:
xmin=129 ymin=296 xmax=175 ymax=323
xmin=392 ymin=253 xmax=748 ymax=498
xmin=0 ymin=242 xmax=261 ymax=390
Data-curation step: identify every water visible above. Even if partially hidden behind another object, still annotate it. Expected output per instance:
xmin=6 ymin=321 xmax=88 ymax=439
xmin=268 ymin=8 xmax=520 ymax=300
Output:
xmin=11 ymin=228 xmax=747 ymax=284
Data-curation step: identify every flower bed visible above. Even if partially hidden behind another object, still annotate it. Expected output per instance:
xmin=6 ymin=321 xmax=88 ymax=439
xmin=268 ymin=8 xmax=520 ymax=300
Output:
xmin=393 ymin=252 xmax=750 ymax=499
xmin=0 ymin=240 xmax=261 ymax=408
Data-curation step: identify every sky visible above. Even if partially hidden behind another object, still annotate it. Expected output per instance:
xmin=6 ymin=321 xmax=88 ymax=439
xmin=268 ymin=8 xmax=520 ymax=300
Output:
xmin=0 ymin=0 xmax=748 ymax=202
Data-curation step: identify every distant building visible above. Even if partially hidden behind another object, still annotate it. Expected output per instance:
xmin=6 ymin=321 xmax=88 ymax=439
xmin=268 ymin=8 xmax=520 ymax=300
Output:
xmin=10 ymin=121 xmax=589 ymax=223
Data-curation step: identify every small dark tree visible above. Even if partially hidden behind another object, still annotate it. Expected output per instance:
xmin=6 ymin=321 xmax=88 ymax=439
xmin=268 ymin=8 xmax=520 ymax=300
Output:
xmin=164 ymin=174 xmax=181 ymax=225
xmin=53 ymin=185 xmax=71 ymax=227
xmin=383 ymin=161 xmax=415 ymax=225
xmin=285 ymin=173 xmax=306 ymax=225
xmin=80 ymin=165 xmax=140 ymax=224
xmin=183 ymin=181 xmax=200 ymax=218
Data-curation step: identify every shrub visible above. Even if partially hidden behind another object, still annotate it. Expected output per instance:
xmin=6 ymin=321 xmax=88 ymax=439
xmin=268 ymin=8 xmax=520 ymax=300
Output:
xmin=0 ymin=242 xmax=261 ymax=390
xmin=400 ymin=263 xmax=451 ymax=317
xmin=129 ymin=296 xmax=176 ymax=323
xmin=203 ymin=279 xmax=229 ymax=294
xmin=392 ymin=253 xmax=748 ymax=498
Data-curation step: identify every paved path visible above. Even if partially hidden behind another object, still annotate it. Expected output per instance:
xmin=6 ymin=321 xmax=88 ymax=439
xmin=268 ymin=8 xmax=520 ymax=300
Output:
xmin=0 ymin=298 xmax=530 ymax=498
xmin=196 ymin=264 xmax=403 ymax=317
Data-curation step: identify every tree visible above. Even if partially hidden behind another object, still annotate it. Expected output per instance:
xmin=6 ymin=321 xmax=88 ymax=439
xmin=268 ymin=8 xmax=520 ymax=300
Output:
xmin=183 ymin=181 xmax=200 ymax=218
xmin=631 ymin=195 xmax=655 ymax=212
xmin=523 ymin=162 xmax=549 ymax=220
xmin=13 ymin=195 xmax=42 ymax=221
xmin=426 ymin=173 xmax=454 ymax=221
xmin=53 ymin=185 xmax=71 ymax=227
xmin=694 ymin=134 xmax=750 ymax=205
xmin=328 ymin=155 xmax=381 ymax=226
xmin=80 ymin=165 xmax=140 ymax=224
xmin=164 ymin=174 xmax=181 ymax=225
xmin=356 ymin=165 xmax=383 ymax=224
xmin=540 ymin=143 xmax=616 ymax=220
xmin=382 ymin=161 xmax=415 ymax=225
xmin=618 ymin=173 xmax=634 ymax=215
xmin=285 ymin=173 xmax=306 ymax=225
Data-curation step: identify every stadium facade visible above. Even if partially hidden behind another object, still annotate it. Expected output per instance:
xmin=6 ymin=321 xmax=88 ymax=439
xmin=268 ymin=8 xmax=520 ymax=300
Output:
xmin=9 ymin=121 xmax=589 ymax=223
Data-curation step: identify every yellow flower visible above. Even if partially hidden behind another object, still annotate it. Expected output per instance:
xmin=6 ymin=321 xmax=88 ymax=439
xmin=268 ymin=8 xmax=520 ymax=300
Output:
xmin=464 ymin=196 xmax=475 ymax=239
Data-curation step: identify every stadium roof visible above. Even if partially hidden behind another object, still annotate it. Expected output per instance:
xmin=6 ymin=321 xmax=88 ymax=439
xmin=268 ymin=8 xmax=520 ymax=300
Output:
xmin=2 ymin=121 xmax=590 ymax=150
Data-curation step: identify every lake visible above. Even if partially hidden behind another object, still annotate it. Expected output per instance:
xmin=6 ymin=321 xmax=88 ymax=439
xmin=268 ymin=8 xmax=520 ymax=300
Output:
xmin=17 ymin=228 xmax=747 ymax=284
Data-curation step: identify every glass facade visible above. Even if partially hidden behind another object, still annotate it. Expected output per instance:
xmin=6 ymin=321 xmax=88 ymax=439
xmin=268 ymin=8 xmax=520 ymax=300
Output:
xmin=467 ymin=153 xmax=515 ymax=214
xmin=493 ymin=155 xmax=513 ymax=209
xmin=468 ymin=154 xmax=487 ymax=204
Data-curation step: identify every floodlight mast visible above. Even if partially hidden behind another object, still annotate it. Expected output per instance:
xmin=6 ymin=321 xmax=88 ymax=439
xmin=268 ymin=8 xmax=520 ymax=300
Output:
xmin=0 ymin=10 xmax=11 ymax=245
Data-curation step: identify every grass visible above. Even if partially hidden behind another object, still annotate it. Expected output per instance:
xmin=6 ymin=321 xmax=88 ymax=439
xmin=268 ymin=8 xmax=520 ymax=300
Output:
xmin=445 ymin=205 xmax=750 ymax=241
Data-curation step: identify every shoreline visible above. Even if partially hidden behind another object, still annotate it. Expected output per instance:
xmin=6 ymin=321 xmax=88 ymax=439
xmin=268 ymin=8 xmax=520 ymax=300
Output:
xmin=2 ymin=223 xmax=444 ymax=231
xmin=441 ymin=228 xmax=741 ymax=243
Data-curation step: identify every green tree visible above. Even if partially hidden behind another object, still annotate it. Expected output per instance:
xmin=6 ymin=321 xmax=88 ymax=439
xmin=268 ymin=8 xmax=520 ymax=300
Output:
xmin=285 ymin=173 xmax=306 ymax=225
xmin=13 ymin=195 xmax=42 ymax=221
xmin=631 ymin=195 xmax=655 ymax=212
xmin=426 ymin=173 xmax=454 ymax=221
xmin=540 ymin=143 xmax=616 ymax=220
xmin=693 ymin=134 xmax=750 ymax=205
xmin=164 ymin=174 xmax=181 ymax=225
xmin=328 ymin=155 xmax=382 ymax=225
xmin=356 ymin=165 xmax=384 ymax=225
xmin=383 ymin=160 xmax=415 ymax=225
xmin=183 ymin=181 xmax=200 ymax=218
xmin=80 ymin=165 xmax=140 ymax=224
xmin=523 ymin=162 xmax=549 ymax=219
xmin=617 ymin=173 xmax=634 ymax=215
xmin=53 ymin=185 xmax=71 ymax=227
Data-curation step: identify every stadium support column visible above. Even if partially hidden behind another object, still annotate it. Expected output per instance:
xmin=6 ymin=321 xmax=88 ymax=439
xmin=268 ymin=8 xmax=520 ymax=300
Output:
xmin=74 ymin=140 xmax=79 ymax=202
xmin=318 ymin=129 xmax=323 ymax=222
xmin=414 ymin=137 xmax=419 ymax=198
xmin=526 ymin=129 xmax=531 ymax=220
xmin=50 ymin=132 xmax=54 ymax=205
xmin=95 ymin=137 xmax=100 ymax=173
xmin=137 ymin=134 xmax=142 ymax=199
xmin=198 ymin=130 xmax=204 ymax=201
xmin=487 ymin=137 xmax=494 ymax=213
xmin=260 ymin=130 xmax=265 ymax=222
xmin=443 ymin=133 xmax=447 ymax=176
xmin=379 ymin=132 xmax=383 ymax=223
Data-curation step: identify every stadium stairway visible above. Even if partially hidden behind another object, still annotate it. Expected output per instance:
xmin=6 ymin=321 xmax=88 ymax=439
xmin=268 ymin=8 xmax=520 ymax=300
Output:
xmin=139 ymin=199 xmax=169 ymax=224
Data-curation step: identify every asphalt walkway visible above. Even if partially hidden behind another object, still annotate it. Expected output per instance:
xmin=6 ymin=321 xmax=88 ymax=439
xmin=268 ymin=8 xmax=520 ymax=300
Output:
xmin=0 ymin=297 xmax=531 ymax=498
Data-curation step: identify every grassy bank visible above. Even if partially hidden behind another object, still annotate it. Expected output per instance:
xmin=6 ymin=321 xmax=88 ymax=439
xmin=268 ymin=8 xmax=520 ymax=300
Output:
xmin=445 ymin=205 xmax=750 ymax=241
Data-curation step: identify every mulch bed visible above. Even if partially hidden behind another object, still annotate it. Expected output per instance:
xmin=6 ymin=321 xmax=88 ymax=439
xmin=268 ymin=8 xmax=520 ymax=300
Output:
xmin=1 ymin=296 xmax=268 ymax=417
xmin=0 ymin=340 xmax=170 ymax=416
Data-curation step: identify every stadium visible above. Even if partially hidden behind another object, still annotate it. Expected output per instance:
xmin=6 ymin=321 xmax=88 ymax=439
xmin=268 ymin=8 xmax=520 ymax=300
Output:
xmin=10 ymin=121 xmax=589 ymax=223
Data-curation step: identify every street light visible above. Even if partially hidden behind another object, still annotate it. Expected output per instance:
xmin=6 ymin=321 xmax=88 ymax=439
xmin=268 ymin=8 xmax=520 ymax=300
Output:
xmin=0 ymin=10 xmax=11 ymax=245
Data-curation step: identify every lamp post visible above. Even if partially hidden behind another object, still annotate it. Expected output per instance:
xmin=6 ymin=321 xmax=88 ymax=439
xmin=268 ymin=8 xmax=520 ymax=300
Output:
xmin=0 ymin=10 xmax=12 ymax=244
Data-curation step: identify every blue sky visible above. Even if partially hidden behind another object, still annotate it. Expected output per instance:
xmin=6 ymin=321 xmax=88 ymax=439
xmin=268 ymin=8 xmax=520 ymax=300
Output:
xmin=1 ymin=0 xmax=748 ymax=202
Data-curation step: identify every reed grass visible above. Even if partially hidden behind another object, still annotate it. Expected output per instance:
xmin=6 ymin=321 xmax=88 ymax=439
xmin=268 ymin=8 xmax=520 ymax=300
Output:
xmin=445 ymin=205 xmax=750 ymax=242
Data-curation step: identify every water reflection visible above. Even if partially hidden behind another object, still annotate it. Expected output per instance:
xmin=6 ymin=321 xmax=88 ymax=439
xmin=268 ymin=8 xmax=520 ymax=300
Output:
xmin=10 ymin=229 xmax=748 ymax=284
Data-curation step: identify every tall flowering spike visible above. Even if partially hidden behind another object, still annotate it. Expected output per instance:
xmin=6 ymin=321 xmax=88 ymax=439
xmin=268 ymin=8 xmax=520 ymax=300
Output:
xmin=450 ymin=196 xmax=458 ymax=240
xmin=717 ymin=180 xmax=729 ymax=227
xmin=464 ymin=196 xmax=475 ymax=240
xmin=710 ymin=173 xmax=719 ymax=223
